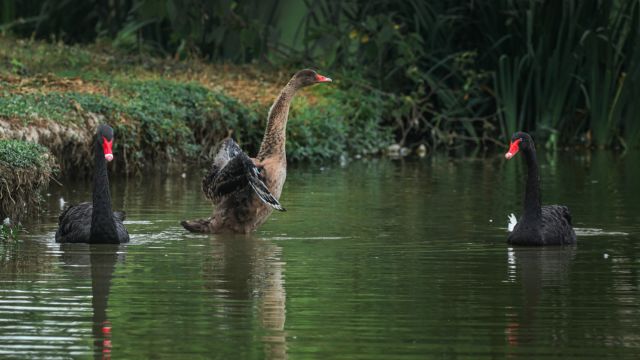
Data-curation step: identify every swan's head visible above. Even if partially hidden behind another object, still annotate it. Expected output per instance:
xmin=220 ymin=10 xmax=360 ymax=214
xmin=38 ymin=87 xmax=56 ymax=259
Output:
xmin=97 ymin=124 xmax=115 ymax=162
xmin=505 ymin=131 xmax=534 ymax=159
xmin=291 ymin=69 xmax=332 ymax=89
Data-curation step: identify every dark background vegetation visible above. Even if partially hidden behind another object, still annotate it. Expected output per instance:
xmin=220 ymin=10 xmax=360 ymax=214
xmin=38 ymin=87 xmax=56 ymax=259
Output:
xmin=2 ymin=0 xmax=640 ymax=151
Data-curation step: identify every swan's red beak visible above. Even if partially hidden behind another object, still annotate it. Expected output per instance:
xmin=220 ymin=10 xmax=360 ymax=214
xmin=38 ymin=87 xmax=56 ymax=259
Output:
xmin=315 ymin=74 xmax=332 ymax=83
xmin=102 ymin=136 xmax=114 ymax=162
xmin=505 ymin=138 xmax=521 ymax=159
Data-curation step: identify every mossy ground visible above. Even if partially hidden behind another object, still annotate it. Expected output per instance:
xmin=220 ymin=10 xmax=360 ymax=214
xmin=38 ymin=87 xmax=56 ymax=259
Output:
xmin=0 ymin=35 xmax=392 ymax=173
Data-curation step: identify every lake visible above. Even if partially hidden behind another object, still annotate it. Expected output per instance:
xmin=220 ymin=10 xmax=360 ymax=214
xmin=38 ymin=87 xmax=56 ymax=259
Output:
xmin=1 ymin=151 xmax=639 ymax=358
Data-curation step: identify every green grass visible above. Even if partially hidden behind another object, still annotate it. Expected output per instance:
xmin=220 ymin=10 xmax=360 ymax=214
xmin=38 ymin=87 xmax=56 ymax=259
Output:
xmin=0 ymin=140 xmax=51 ymax=168
xmin=0 ymin=92 xmax=105 ymax=124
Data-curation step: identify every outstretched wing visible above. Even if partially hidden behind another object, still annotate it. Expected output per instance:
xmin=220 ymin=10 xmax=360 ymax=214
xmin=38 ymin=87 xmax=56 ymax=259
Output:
xmin=202 ymin=139 xmax=243 ymax=201
xmin=247 ymin=166 xmax=285 ymax=211
xmin=211 ymin=155 xmax=250 ymax=197
xmin=202 ymin=138 xmax=285 ymax=211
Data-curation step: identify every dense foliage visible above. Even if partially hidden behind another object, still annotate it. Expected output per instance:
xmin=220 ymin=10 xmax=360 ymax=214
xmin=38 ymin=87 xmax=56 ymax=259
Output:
xmin=2 ymin=0 xmax=640 ymax=149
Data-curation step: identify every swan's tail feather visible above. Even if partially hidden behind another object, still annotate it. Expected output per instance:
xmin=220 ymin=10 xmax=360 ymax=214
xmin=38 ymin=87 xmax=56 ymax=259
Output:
xmin=113 ymin=211 xmax=127 ymax=222
xmin=248 ymin=168 xmax=286 ymax=212
xmin=507 ymin=213 xmax=518 ymax=232
xmin=560 ymin=206 xmax=573 ymax=226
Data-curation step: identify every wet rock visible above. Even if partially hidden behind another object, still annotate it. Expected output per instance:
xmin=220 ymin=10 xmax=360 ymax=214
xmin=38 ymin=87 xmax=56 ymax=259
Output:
xmin=387 ymin=144 xmax=411 ymax=157
xmin=417 ymin=144 xmax=427 ymax=158
xmin=387 ymin=144 xmax=401 ymax=156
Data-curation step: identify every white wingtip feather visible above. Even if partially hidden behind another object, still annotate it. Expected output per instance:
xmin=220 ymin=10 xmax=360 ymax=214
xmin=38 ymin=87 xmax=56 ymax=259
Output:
xmin=507 ymin=213 xmax=518 ymax=232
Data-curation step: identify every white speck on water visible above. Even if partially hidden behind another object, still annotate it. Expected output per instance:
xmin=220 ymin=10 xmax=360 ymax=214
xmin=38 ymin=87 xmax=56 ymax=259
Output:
xmin=181 ymin=173 xmax=186 ymax=178
xmin=123 ymin=220 xmax=153 ymax=225
xmin=574 ymin=228 xmax=629 ymax=236
xmin=604 ymin=253 xmax=609 ymax=259
xmin=489 ymin=219 xmax=493 ymax=223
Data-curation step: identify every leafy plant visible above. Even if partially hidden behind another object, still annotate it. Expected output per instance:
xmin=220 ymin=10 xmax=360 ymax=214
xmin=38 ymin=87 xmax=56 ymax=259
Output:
xmin=0 ymin=139 xmax=50 ymax=168
xmin=0 ymin=219 xmax=22 ymax=241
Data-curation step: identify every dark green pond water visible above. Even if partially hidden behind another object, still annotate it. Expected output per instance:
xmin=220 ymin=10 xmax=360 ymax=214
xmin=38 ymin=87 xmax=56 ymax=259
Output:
xmin=1 ymin=151 xmax=639 ymax=359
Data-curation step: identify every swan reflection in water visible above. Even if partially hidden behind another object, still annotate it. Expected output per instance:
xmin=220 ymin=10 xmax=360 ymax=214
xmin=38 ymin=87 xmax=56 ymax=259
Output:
xmin=203 ymin=235 xmax=287 ymax=360
xmin=505 ymin=246 xmax=576 ymax=349
xmin=59 ymin=243 xmax=123 ymax=359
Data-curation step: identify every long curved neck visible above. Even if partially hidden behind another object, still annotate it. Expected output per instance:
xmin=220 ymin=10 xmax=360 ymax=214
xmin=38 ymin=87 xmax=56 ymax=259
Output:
xmin=257 ymin=83 xmax=297 ymax=161
xmin=521 ymin=146 xmax=541 ymax=222
xmin=91 ymin=140 xmax=118 ymax=243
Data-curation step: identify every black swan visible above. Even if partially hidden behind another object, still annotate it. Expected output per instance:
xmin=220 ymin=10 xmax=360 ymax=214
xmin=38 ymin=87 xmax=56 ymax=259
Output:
xmin=181 ymin=69 xmax=332 ymax=233
xmin=505 ymin=132 xmax=576 ymax=246
xmin=55 ymin=124 xmax=129 ymax=243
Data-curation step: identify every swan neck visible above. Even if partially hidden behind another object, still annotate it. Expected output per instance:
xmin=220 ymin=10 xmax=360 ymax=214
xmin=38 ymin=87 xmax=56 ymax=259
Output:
xmin=522 ymin=146 xmax=541 ymax=221
xmin=257 ymin=83 xmax=296 ymax=160
xmin=91 ymin=139 xmax=118 ymax=242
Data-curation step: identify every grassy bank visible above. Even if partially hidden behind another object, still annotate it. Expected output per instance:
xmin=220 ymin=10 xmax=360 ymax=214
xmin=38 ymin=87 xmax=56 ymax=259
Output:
xmin=0 ymin=36 xmax=392 ymax=175
xmin=0 ymin=139 xmax=56 ymax=224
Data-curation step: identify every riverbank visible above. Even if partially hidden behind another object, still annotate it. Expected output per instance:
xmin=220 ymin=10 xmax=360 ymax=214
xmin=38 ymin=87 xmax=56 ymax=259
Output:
xmin=0 ymin=36 xmax=392 ymax=175
xmin=0 ymin=139 xmax=56 ymax=224
xmin=0 ymin=35 xmax=393 ymax=221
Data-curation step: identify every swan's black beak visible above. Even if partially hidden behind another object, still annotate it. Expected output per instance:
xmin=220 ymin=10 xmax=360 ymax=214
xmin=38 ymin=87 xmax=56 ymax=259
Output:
xmin=315 ymin=74 xmax=332 ymax=83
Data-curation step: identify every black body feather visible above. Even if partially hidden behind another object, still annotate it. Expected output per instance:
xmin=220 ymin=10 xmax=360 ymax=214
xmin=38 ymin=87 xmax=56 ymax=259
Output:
xmin=56 ymin=203 xmax=129 ymax=243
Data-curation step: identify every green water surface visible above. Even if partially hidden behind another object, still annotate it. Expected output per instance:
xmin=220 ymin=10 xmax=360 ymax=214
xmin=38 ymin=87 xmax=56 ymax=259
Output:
xmin=1 ymin=151 xmax=639 ymax=359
